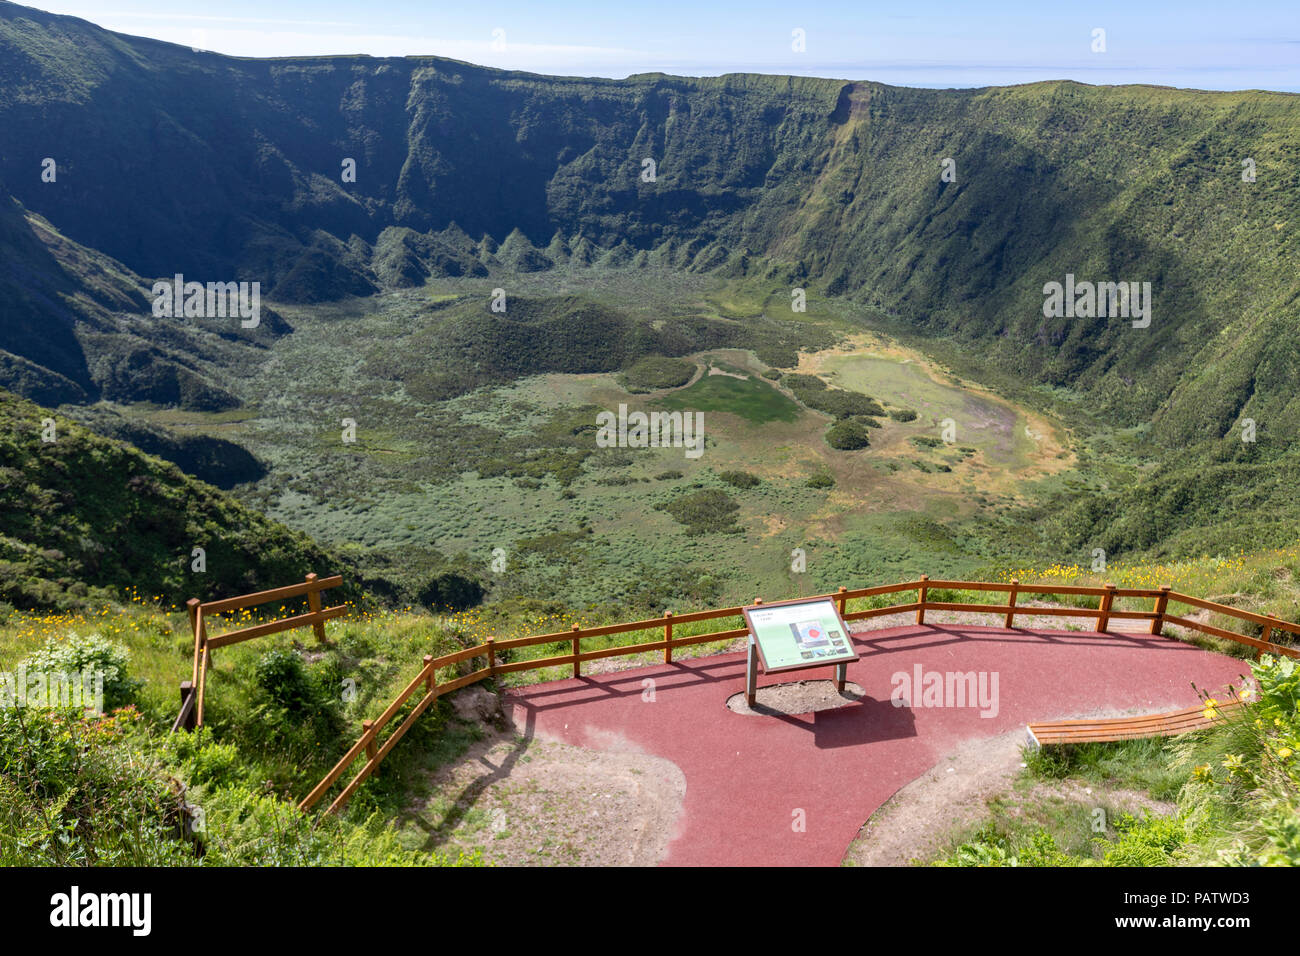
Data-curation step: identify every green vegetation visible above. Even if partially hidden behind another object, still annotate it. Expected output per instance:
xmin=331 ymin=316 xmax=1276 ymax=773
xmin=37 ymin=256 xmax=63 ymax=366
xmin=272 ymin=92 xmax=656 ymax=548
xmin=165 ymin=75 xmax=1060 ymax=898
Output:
xmin=932 ymin=654 xmax=1300 ymax=866
xmin=619 ymin=355 xmax=696 ymax=392
xmin=0 ymin=9 xmax=1296 ymax=567
xmin=784 ymin=373 xmax=886 ymax=421
xmin=1 ymin=536 xmax=1298 ymax=866
xmin=656 ymin=488 xmax=743 ymax=535
xmin=0 ymin=598 xmax=504 ymax=864
xmin=4 ymin=4 xmax=1300 ymax=868
xmin=0 ymin=390 xmax=353 ymax=611
xmin=23 ymin=633 xmax=140 ymax=711
xmin=656 ymin=372 xmax=800 ymax=424
xmin=719 ymin=470 xmax=761 ymax=489
xmin=0 ymin=592 xmax=752 ymax=865
xmin=825 ymin=419 xmax=872 ymax=451
xmin=0 ymin=706 xmax=480 ymax=866
xmin=0 ymin=5 xmax=1296 ymax=610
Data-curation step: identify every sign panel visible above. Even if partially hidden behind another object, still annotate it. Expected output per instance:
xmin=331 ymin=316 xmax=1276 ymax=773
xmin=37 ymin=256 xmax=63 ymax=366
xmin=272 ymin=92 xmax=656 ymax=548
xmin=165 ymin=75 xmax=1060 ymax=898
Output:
xmin=742 ymin=596 xmax=858 ymax=674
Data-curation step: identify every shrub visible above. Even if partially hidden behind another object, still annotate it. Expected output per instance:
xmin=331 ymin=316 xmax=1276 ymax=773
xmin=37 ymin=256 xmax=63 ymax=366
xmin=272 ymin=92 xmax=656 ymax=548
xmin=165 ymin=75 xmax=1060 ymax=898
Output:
xmin=254 ymin=649 xmax=318 ymax=714
xmin=656 ymin=489 xmax=742 ymax=535
xmin=167 ymin=733 xmax=245 ymax=790
xmin=419 ymin=572 xmax=485 ymax=612
xmin=806 ymin=472 xmax=835 ymax=489
xmin=619 ymin=356 xmax=695 ymax=392
xmin=1099 ymin=813 xmax=1188 ymax=866
xmin=21 ymin=633 xmax=139 ymax=711
xmin=239 ymin=649 xmax=346 ymax=782
xmin=1017 ymin=831 xmax=1076 ymax=867
xmin=889 ymin=408 xmax=918 ymax=422
xmin=0 ymin=709 xmax=476 ymax=866
xmin=719 ymin=470 xmax=760 ymax=489
xmin=784 ymin=374 xmax=885 ymax=419
xmin=196 ymin=787 xmax=483 ymax=866
xmin=782 ymin=373 xmax=825 ymax=391
xmin=825 ymin=419 xmax=871 ymax=450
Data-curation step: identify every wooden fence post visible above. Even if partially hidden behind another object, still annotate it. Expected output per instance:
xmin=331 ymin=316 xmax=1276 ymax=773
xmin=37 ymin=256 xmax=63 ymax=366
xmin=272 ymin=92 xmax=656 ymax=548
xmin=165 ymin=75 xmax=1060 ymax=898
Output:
xmin=572 ymin=624 xmax=581 ymax=678
xmin=363 ymin=720 xmax=377 ymax=761
xmin=423 ymin=655 xmax=436 ymax=692
xmin=1005 ymin=579 xmax=1019 ymax=629
xmin=837 ymin=586 xmax=848 ymax=619
xmin=663 ymin=611 xmax=674 ymax=664
xmin=486 ymin=639 xmax=496 ymax=675
xmin=196 ymin=646 xmax=210 ymax=728
xmin=178 ymin=680 xmax=196 ymax=731
xmin=1096 ymin=583 xmax=1116 ymax=633
xmin=746 ymin=599 xmax=763 ymax=709
xmin=1150 ymin=585 xmax=1171 ymax=636
xmin=916 ymin=575 xmax=929 ymax=625
xmin=306 ymin=573 xmax=327 ymax=643
xmin=1260 ymin=614 xmax=1279 ymax=660
xmin=187 ymin=598 xmax=201 ymax=684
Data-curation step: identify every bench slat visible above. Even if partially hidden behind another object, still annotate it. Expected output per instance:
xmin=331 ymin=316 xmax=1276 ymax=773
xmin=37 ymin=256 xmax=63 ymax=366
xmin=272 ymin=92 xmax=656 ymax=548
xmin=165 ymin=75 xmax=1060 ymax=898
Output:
xmin=1027 ymin=700 xmax=1244 ymax=746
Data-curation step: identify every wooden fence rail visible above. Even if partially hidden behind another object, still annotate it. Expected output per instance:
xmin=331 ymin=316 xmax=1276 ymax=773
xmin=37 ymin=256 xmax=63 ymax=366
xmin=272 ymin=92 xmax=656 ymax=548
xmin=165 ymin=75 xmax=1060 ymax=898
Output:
xmin=173 ymin=573 xmax=345 ymax=732
xmin=298 ymin=576 xmax=1299 ymax=814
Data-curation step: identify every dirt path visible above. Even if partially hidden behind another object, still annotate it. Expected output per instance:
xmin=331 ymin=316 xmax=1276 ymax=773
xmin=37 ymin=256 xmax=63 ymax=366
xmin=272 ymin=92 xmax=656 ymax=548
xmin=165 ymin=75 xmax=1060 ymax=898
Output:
xmin=409 ymin=724 xmax=686 ymax=866
xmin=843 ymin=730 xmax=1027 ymax=866
xmin=843 ymin=729 xmax=1177 ymax=867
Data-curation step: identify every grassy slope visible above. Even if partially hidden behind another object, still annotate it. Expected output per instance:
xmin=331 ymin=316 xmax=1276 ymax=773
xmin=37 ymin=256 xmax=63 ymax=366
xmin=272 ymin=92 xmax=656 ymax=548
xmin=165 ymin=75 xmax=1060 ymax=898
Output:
xmin=0 ymin=388 xmax=350 ymax=608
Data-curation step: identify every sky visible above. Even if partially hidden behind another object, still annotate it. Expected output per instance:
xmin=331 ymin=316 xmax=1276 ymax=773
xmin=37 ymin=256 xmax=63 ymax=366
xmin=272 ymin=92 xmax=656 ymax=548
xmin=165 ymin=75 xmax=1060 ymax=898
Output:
xmin=25 ymin=0 xmax=1300 ymax=91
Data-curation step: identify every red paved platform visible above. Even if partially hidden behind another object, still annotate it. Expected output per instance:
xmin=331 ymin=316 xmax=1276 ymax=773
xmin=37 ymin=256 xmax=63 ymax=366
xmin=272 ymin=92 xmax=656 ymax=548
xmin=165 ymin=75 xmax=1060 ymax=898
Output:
xmin=503 ymin=623 xmax=1250 ymax=866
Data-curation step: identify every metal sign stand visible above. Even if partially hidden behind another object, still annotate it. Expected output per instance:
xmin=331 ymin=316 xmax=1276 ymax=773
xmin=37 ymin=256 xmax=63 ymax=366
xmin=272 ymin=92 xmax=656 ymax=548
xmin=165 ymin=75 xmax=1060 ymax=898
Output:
xmin=746 ymin=634 xmax=758 ymax=707
xmin=746 ymin=633 xmax=849 ymax=708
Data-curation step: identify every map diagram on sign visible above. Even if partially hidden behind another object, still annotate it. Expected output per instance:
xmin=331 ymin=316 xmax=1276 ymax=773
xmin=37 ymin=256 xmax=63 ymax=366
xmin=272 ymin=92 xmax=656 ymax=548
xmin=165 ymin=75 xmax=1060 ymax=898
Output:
xmin=791 ymin=621 xmax=831 ymax=648
xmin=744 ymin=597 xmax=859 ymax=673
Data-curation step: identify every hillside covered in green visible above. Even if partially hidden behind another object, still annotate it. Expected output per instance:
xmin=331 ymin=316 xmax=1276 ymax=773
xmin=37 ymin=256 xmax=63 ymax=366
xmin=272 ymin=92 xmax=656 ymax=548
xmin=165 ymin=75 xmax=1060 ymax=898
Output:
xmin=0 ymin=388 xmax=349 ymax=608
xmin=1 ymin=0 xmax=1299 ymax=599
xmin=1 ymin=1 xmax=1295 ymax=441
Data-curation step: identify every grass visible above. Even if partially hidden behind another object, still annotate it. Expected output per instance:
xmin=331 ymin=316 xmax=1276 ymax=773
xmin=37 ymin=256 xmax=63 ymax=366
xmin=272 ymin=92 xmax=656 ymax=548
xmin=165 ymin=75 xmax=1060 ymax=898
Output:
xmin=655 ymin=372 xmax=800 ymax=423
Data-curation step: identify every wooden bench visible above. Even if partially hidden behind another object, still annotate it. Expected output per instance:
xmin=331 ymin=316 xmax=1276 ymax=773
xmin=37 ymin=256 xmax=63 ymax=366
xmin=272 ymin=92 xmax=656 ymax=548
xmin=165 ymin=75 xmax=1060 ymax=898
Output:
xmin=1025 ymin=698 xmax=1247 ymax=748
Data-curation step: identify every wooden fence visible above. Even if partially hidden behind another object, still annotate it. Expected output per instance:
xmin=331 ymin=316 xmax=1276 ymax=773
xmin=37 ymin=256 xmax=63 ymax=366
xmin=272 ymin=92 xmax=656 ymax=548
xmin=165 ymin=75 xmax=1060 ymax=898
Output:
xmin=172 ymin=573 xmax=346 ymax=732
xmin=298 ymin=575 xmax=1300 ymax=815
